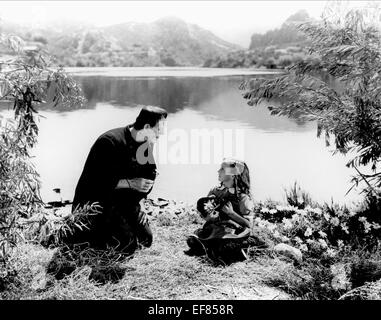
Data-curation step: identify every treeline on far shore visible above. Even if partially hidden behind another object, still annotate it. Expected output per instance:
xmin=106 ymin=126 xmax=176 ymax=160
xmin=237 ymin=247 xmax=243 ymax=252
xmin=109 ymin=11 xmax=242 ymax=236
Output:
xmin=0 ymin=41 xmax=316 ymax=70
xmin=203 ymin=44 xmax=318 ymax=70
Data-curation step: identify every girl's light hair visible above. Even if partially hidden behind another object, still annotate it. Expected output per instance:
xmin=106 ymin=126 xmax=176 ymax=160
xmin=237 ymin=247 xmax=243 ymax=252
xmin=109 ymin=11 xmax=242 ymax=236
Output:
xmin=221 ymin=158 xmax=252 ymax=198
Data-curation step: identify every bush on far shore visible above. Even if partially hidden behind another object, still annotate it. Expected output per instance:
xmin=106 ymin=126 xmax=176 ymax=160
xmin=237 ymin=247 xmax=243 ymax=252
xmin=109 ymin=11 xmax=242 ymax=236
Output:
xmin=203 ymin=45 xmax=313 ymax=70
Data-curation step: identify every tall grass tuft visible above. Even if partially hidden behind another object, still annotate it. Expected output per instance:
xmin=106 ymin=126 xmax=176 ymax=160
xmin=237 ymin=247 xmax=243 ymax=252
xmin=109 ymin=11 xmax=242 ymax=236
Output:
xmin=284 ymin=182 xmax=314 ymax=209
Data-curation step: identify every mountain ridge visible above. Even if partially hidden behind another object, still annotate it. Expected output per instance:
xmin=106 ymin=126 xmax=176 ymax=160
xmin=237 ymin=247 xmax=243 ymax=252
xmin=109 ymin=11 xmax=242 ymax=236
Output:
xmin=1 ymin=16 xmax=242 ymax=67
xmin=204 ymin=10 xmax=316 ymax=69
xmin=100 ymin=16 xmax=241 ymax=65
xmin=1 ymin=12 xmax=313 ymax=68
xmin=249 ymin=9 xmax=311 ymax=50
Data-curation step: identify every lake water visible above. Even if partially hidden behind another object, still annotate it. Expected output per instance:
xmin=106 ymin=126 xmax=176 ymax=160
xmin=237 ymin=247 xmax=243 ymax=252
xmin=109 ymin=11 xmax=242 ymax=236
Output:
xmin=0 ymin=68 xmax=363 ymax=205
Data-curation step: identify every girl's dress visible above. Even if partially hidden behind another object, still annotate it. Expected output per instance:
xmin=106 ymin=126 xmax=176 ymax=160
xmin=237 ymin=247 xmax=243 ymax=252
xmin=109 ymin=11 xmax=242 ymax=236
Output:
xmin=187 ymin=185 xmax=255 ymax=262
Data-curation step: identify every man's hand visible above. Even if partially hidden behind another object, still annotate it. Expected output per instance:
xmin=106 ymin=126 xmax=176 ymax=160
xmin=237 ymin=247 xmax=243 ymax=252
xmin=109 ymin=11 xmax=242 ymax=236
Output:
xmin=115 ymin=179 xmax=130 ymax=189
xmin=115 ymin=178 xmax=154 ymax=192
xmin=128 ymin=178 xmax=154 ymax=193
xmin=138 ymin=211 xmax=149 ymax=225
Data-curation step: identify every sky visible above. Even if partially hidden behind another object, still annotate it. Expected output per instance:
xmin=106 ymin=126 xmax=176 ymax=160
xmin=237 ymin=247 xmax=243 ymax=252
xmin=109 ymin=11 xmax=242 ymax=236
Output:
xmin=0 ymin=1 xmax=365 ymax=47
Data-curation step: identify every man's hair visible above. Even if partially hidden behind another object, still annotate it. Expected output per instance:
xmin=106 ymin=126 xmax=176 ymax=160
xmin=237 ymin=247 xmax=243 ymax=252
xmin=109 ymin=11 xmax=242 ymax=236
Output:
xmin=133 ymin=106 xmax=167 ymax=130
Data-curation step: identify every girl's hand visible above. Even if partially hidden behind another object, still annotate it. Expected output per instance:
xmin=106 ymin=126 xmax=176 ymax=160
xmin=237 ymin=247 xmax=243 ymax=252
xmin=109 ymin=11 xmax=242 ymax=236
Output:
xmin=221 ymin=202 xmax=234 ymax=214
xmin=205 ymin=207 xmax=214 ymax=215
xmin=204 ymin=211 xmax=219 ymax=222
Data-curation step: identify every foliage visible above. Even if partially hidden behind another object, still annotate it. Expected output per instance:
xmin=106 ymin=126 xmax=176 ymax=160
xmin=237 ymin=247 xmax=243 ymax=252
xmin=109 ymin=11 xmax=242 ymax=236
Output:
xmin=0 ymin=32 xmax=85 ymax=278
xmin=1 ymin=193 xmax=380 ymax=299
xmin=203 ymin=46 xmax=311 ymax=70
xmin=339 ymin=279 xmax=381 ymax=300
xmin=284 ymin=181 xmax=314 ymax=209
xmin=19 ymin=203 xmax=101 ymax=247
xmin=46 ymin=244 xmax=128 ymax=284
xmin=240 ymin=3 xmax=381 ymax=194
xmin=263 ymin=258 xmax=344 ymax=299
xmin=255 ymin=194 xmax=381 ymax=256
xmin=254 ymin=183 xmax=381 ymax=299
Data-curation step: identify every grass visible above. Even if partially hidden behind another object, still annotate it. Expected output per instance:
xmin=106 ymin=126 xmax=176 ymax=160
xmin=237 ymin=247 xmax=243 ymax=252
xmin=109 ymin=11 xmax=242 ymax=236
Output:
xmin=1 ymin=211 xmax=291 ymax=300
xmin=2 ymin=197 xmax=380 ymax=300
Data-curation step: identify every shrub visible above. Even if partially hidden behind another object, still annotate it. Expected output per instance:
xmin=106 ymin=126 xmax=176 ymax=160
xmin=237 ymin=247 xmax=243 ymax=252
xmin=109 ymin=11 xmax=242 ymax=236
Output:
xmin=278 ymin=55 xmax=293 ymax=68
xmin=253 ymin=183 xmax=381 ymax=258
xmin=0 ymin=32 xmax=85 ymax=284
xmin=255 ymin=184 xmax=381 ymax=299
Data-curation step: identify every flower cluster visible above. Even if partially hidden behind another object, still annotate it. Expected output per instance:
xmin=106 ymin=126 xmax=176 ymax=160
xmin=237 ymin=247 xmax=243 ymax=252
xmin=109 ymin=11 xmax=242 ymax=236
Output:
xmin=253 ymin=200 xmax=381 ymax=256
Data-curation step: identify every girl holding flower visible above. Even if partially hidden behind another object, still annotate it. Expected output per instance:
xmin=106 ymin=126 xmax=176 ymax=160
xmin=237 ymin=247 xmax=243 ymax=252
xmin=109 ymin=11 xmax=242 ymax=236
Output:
xmin=185 ymin=158 xmax=255 ymax=263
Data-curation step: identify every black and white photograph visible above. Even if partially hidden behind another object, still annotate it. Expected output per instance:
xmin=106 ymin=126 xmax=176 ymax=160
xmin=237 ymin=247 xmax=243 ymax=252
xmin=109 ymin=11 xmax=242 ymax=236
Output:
xmin=1 ymin=0 xmax=381 ymax=306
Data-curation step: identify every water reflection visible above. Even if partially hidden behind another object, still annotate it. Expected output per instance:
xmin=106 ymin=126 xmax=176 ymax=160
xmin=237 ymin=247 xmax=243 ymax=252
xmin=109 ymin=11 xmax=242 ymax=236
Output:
xmin=34 ymin=75 xmax=311 ymax=133
xmin=0 ymin=73 xmax=360 ymax=205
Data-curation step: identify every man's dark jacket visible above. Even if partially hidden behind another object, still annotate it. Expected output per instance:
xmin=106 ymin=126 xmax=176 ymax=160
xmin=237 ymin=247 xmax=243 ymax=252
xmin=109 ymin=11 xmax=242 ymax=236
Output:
xmin=68 ymin=124 xmax=157 ymax=249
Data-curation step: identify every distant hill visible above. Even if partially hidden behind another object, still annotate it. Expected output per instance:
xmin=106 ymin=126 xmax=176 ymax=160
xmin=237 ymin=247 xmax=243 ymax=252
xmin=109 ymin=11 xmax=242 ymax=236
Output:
xmin=102 ymin=17 xmax=241 ymax=66
xmin=249 ymin=10 xmax=311 ymax=49
xmin=203 ymin=10 xmax=317 ymax=70
xmin=0 ymin=13 xmax=315 ymax=69
xmin=0 ymin=17 xmax=241 ymax=67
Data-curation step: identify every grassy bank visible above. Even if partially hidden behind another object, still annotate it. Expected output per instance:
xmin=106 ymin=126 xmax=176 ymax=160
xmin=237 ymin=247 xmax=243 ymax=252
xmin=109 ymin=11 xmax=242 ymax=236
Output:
xmin=1 ymin=204 xmax=289 ymax=300
xmin=1 ymin=191 xmax=381 ymax=300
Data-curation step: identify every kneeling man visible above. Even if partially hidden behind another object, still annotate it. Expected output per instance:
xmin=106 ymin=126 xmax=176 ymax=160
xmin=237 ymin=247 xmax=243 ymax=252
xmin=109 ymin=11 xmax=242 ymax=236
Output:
xmin=64 ymin=106 xmax=167 ymax=255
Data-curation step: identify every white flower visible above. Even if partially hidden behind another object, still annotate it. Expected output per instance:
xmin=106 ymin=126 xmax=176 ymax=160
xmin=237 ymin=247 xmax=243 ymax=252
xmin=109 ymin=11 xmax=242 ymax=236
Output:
xmin=260 ymin=207 xmax=270 ymax=213
xmin=296 ymin=209 xmax=307 ymax=216
xmin=294 ymin=236 xmax=302 ymax=243
xmin=269 ymin=209 xmax=277 ymax=215
xmin=273 ymin=230 xmax=281 ymax=238
xmin=363 ymin=222 xmax=372 ymax=234
xmin=304 ymin=227 xmax=313 ymax=237
xmin=358 ymin=216 xmax=367 ymax=223
xmin=312 ymin=207 xmax=322 ymax=215
xmin=323 ymin=213 xmax=331 ymax=221
xmin=318 ymin=231 xmax=327 ymax=238
xmin=331 ymin=217 xmax=340 ymax=227
xmin=318 ymin=239 xmax=328 ymax=249
xmin=326 ymin=248 xmax=336 ymax=258
xmin=340 ymin=223 xmax=349 ymax=234
xmin=372 ymin=223 xmax=381 ymax=230
xmin=278 ymin=205 xmax=297 ymax=211
xmin=282 ymin=218 xmax=293 ymax=230
xmin=337 ymin=240 xmax=344 ymax=248
xmin=336 ymin=209 xmax=344 ymax=217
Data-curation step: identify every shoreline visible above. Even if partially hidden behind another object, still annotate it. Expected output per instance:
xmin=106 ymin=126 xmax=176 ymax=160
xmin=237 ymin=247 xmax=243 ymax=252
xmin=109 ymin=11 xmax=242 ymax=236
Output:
xmin=64 ymin=66 xmax=284 ymax=78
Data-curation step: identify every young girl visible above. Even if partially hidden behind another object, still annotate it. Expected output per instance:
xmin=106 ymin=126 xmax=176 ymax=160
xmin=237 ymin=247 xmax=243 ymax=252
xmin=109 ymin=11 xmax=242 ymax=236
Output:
xmin=185 ymin=158 xmax=254 ymax=263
